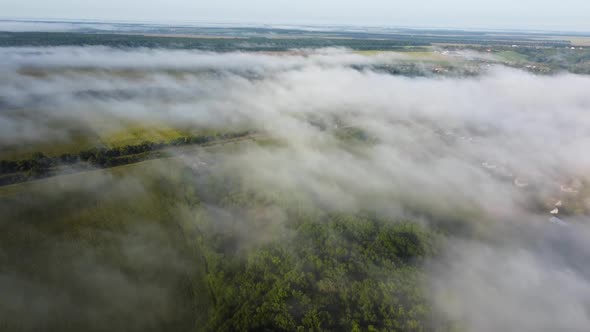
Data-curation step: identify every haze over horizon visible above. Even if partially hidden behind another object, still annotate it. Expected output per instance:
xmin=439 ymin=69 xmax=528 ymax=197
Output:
xmin=2 ymin=0 xmax=590 ymax=32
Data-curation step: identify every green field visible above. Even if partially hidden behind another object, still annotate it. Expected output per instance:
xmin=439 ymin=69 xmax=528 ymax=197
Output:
xmin=0 ymin=123 xmax=223 ymax=160
xmin=495 ymin=50 xmax=529 ymax=63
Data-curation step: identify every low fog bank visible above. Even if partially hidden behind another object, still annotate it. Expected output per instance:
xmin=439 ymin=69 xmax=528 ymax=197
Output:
xmin=1 ymin=46 xmax=590 ymax=330
xmin=431 ymin=222 xmax=590 ymax=331
xmin=0 ymin=46 xmax=406 ymax=71
xmin=0 ymin=163 xmax=207 ymax=331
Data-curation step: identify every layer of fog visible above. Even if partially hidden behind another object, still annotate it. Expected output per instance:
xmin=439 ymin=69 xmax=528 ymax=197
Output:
xmin=0 ymin=46 xmax=410 ymax=71
xmin=1 ymin=46 xmax=590 ymax=330
xmin=0 ymin=164 xmax=204 ymax=331
xmin=432 ymin=225 xmax=590 ymax=331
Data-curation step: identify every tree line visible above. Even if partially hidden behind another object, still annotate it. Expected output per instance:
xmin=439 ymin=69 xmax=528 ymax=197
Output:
xmin=0 ymin=131 xmax=251 ymax=185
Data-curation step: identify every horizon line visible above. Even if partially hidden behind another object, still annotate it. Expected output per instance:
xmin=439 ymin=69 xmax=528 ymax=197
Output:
xmin=2 ymin=17 xmax=590 ymax=35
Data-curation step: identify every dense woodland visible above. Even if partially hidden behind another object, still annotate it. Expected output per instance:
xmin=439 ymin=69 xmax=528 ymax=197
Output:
xmin=0 ymin=158 xmax=448 ymax=332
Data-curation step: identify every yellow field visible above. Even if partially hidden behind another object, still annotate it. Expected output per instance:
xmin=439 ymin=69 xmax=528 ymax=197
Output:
xmin=0 ymin=122 xmax=199 ymax=160
xmin=100 ymin=124 xmax=190 ymax=147
xmin=404 ymin=51 xmax=451 ymax=61
xmin=1 ymin=134 xmax=102 ymax=161
xmin=354 ymin=49 xmax=452 ymax=62
xmin=567 ymin=37 xmax=590 ymax=46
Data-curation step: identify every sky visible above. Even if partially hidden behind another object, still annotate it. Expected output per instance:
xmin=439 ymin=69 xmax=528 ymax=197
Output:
xmin=2 ymin=0 xmax=590 ymax=31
